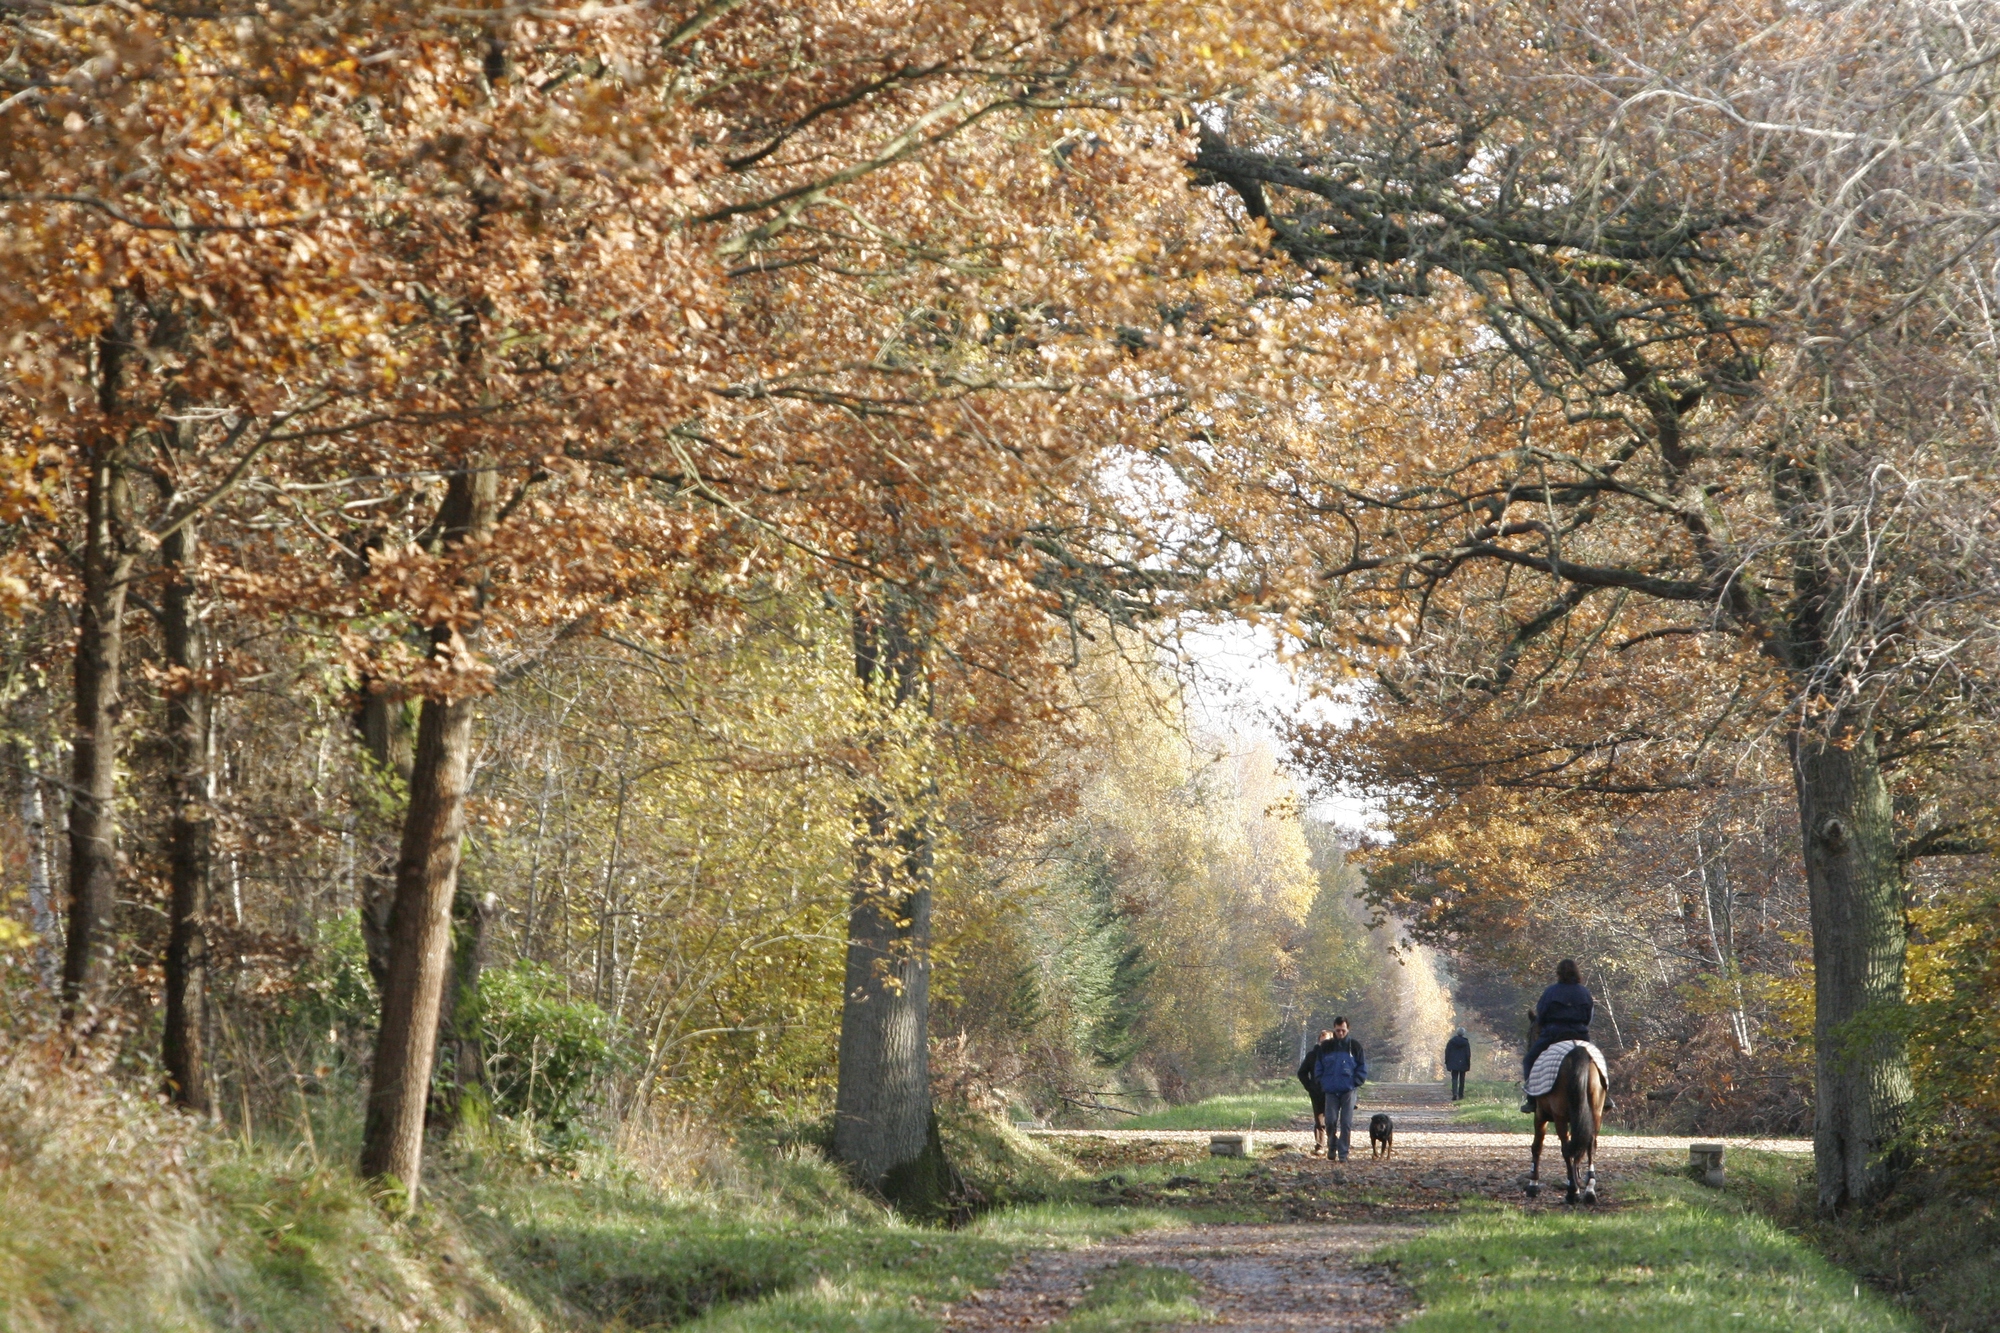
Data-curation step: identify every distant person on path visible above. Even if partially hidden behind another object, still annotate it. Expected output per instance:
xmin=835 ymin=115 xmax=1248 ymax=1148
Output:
xmin=1521 ymin=958 xmax=1593 ymax=1112
xmin=1310 ymin=1017 xmax=1369 ymax=1161
xmin=1444 ymin=1028 xmax=1471 ymax=1100
xmin=1296 ymin=1028 xmax=1336 ymax=1152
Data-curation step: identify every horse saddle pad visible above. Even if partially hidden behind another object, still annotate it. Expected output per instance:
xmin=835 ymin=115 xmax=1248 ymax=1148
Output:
xmin=1526 ymin=1040 xmax=1609 ymax=1097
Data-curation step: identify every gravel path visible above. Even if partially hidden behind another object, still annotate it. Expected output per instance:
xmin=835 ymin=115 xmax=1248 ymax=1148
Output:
xmin=946 ymin=1082 xmax=1812 ymax=1331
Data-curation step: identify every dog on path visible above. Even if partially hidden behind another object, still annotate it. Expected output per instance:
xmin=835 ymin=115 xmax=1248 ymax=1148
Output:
xmin=1368 ymin=1113 xmax=1395 ymax=1159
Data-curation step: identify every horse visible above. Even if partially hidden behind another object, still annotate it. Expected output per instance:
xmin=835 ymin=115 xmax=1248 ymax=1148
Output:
xmin=1524 ymin=1045 xmax=1606 ymax=1205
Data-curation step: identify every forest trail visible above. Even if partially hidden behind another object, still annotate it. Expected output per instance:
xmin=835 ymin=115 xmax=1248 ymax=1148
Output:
xmin=944 ymin=1222 xmax=1421 ymax=1331
xmin=951 ymin=1083 xmax=1813 ymax=1330
xmin=1038 ymin=1082 xmax=1816 ymax=1158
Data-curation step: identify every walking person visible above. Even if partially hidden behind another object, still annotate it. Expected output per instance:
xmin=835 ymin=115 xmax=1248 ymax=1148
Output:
xmin=1520 ymin=958 xmax=1594 ymax=1112
xmin=1311 ymin=1017 xmax=1368 ymax=1161
xmin=1444 ymin=1027 xmax=1471 ymax=1100
xmin=1295 ymin=1028 xmax=1336 ymax=1153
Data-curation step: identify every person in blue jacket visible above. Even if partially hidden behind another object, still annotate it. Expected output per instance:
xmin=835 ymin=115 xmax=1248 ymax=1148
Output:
xmin=1312 ymin=1016 xmax=1368 ymax=1161
xmin=1520 ymin=958 xmax=1593 ymax=1112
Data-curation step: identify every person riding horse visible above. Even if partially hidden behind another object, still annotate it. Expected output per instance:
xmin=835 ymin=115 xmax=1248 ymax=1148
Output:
xmin=1520 ymin=958 xmax=1594 ymax=1113
xmin=1520 ymin=957 xmax=1612 ymax=1205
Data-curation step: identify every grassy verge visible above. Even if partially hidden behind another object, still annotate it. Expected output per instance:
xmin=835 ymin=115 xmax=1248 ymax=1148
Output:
xmin=1450 ymin=1078 xmax=1644 ymax=1134
xmin=0 ymin=1047 xmax=1203 ymax=1333
xmin=1717 ymin=1149 xmax=2000 ymax=1332
xmin=1379 ymin=1165 xmax=1919 ymax=1333
xmin=1118 ymin=1082 xmax=1309 ymax=1132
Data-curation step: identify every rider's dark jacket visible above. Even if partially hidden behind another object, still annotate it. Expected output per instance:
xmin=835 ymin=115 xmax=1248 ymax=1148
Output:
xmin=1533 ymin=983 xmax=1594 ymax=1040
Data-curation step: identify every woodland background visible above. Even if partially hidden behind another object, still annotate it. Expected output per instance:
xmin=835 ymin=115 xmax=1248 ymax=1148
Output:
xmin=3 ymin=0 xmax=2000 ymax=1244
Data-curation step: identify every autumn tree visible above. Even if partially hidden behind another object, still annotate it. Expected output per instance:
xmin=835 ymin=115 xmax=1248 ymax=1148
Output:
xmin=1175 ymin=0 xmax=2000 ymax=1207
xmin=6 ymin=0 xmax=1392 ymax=1206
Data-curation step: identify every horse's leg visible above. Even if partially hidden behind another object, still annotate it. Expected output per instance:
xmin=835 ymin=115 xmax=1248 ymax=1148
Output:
xmin=1561 ymin=1118 xmax=1579 ymax=1205
xmin=1526 ymin=1113 xmax=1545 ymax=1198
xmin=1582 ymin=1078 xmax=1602 ymax=1205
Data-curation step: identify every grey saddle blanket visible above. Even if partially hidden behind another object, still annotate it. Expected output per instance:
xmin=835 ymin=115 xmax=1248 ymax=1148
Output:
xmin=1526 ymin=1040 xmax=1609 ymax=1097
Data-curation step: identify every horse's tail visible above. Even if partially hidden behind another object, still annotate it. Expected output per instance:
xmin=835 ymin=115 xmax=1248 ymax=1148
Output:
xmin=1565 ymin=1048 xmax=1598 ymax=1155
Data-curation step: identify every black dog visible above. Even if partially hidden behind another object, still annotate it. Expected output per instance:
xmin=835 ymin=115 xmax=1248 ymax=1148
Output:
xmin=1369 ymin=1113 xmax=1395 ymax=1159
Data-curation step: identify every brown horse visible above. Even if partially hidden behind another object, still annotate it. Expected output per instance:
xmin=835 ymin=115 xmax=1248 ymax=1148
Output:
xmin=1524 ymin=1046 xmax=1605 ymax=1205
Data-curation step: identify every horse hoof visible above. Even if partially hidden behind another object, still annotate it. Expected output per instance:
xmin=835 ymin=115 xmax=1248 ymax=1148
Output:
xmin=1564 ymin=1189 xmax=1579 ymax=1205
xmin=1524 ymin=1183 xmax=1540 ymax=1198
xmin=1583 ymin=1188 xmax=1598 ymax=1206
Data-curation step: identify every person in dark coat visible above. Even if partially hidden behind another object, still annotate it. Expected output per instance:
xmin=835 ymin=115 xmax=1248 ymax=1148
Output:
xmin=1521 ymin=958 xmax=1593 ymax=1112
xmin=1444 ymin=1028 xmax=1472 ymax=1100
xmin=1296 ymin=1028 xmax=1335 ymax=1151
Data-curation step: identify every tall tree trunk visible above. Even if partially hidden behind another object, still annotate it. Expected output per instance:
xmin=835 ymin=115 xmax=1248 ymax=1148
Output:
xmin=1791 ymin=714 xmax=1913 ymax=1212
xmin=832 ymin=596 xmax=954 ymax=1212
xmin=161 ymin=518 xmax=213 ymax=1112
xmin=61 ymin=450 xmax=134 ymax=1015
xmin=439 ymin=889 xmax=499 ymax=1128
xmin=353 ymin=532 xmax=418 ymax=992
xmin=834 ymin=794 xmax=939 ymax=1200
xmin=354 ymin=687 xmax=415 ymax=992
xmin=358 ymin=462 xmax=498 ymax=1207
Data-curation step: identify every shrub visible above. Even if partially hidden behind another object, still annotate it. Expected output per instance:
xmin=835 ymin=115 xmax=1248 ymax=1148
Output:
xmin=1905 ymin=884 xmax=2000 ymax=1188
xmin=472 ymin=962 xmax=615 ymax=1127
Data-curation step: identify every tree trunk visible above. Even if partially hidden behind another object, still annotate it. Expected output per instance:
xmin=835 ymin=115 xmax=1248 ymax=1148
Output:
xmin=161 ymin=518 xmax=213 ymax=1112
xmin=1791 ymin=715 xmax=1913 ymax=1212
xmin=358 ymin=463 xmax=498 ymax=1207
xmin=832 ymin=597 xmax=954 ymax=1213
xmin=439 ymin=889 xmax=500 ymax=1128
xmin=833 ymin=794 xmax=941 ymax=1200
xmin=354 ymin=687 xmax=415 ymax=992
xmin=61 ymin=451 xmax=134 ymax=1015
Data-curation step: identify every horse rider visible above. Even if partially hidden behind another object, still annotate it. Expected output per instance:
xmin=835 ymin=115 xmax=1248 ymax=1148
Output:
xmin=1520 ymin=958 xmax=1593 ymax=1113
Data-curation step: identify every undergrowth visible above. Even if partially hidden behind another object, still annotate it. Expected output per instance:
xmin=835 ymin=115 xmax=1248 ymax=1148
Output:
xmin=0 ymin=1033 xmax=1180 ymax=1333
xmin=1718 ymin=1149 xmax=2000 ymax=1333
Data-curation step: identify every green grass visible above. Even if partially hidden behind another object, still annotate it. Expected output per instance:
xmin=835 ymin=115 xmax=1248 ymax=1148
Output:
xmin=1053 ymin=1262 xmax=1205 ymax=1332
xmin=0 ymin=1048 xmax=1192 ymax=1333
xmin=1379 ymin=1167 xmax=1919 ymax=1333
xmin=1450 ymin=1079 xmax=1645 ymax=1134
xmin=657 ymin=1200 xmax=1181 ymax=1333
xmin=1450 ymin=1097 xmax=1528 ymax=1130
xmin=1718 ymin=1150 xmax=2000 ymax=1332
xmin=1118 ymin=1083 xmax=1309 ymax=1132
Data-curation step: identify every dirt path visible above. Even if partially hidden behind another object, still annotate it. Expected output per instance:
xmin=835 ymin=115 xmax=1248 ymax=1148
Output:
xmin=944 ymin=1223 xmax=1421 ymax=1331
xmin=1036 ymin=1082 xmax=1815 ymax=1160
xmin=948 ymin=1083 xmax=1812 ymax=1330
